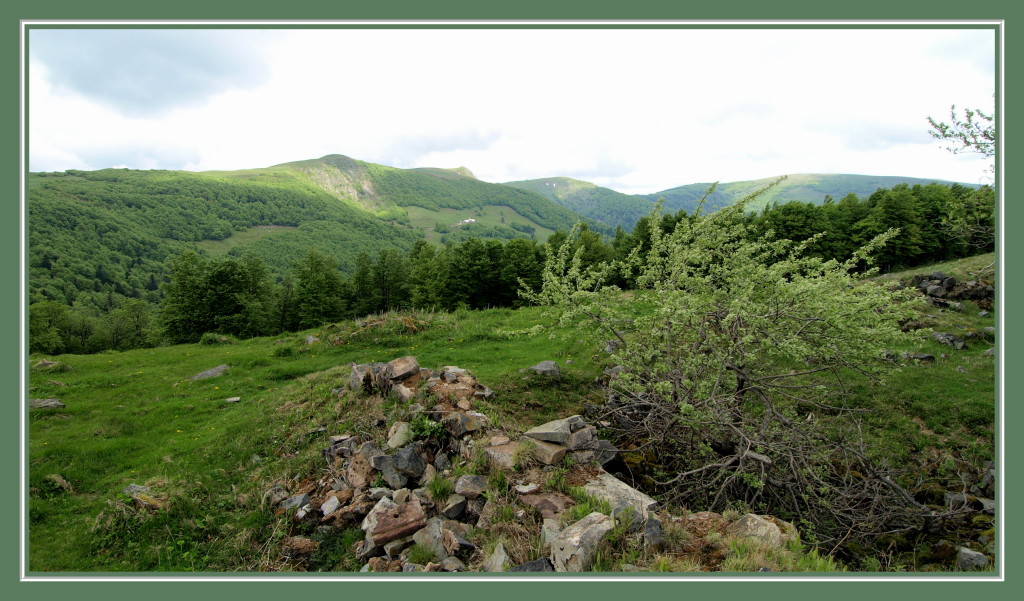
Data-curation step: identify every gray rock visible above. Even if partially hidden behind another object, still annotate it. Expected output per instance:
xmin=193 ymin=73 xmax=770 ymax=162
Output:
xmin=932 ymin=332 xmax=967 ymax=350
xmin=386 ymin=356 xmax=420 ymax=381
xmin=540 ymin=518 xmax=562 ymax=545
xmin=394 ymin=444 xmax=426 ymax=478
xmin=566 ymin=425 xmax=597 ymax=450
xmin=956 ymin=547 xmax=990 ymax=570
xmin=402 ymin=563 xmax=422 ymax=572
xmin=304 ymin=335 xmax=319 ymax=345
xmin=188 ymin=364 xmax=229 ymax=380
xmin=390 ymin=384 xmax=416 ymax=402
xmin=29 ymin=398 xmax=66 ymax=409
xmin=485 ymin=443 xmax=517 ymax=469
xmin=483 ymin=542 xmax=510 ymax=572
xmin=364 ymin=498 xmax=427 ymax=547
xmin=582 ymin=469 xmax=658 ymax=515
xmin=387 ymin=422 xmax=412 ymax=449
xmin=264 ymin=485 xmax=289 ymax=507
xmin=320 ymin=495 xmax=342 ymax=517
xmin=550 ymin=512 xmax=615 ymax=572
xmin=454 ymin=474 xmax=487 ymax=499
xmin=521 ymin=437 xmax=567 ymax=465
xmin=983 ymin=347 xmax=995 ymax=357
xmin=412 ymin=517 xmax=449 ymax=560
xmin=392 ymin=488 xmax=411 ymax=505
xmin=507 ymin=558 xmax=555 ymax=572
xmin=224 ymin=397 xmax=241 ymax=403
xmin=644 ymin=516 xmax=664 ymax=550
xmin=442 ymin=411 xmax=487 ymax=437
xmin=439 ymin=556 xmax=467 ymax=572
xmin=369 ymin=487 xmax=392 ymax=501
xmin=515 ymin=483 xmax=540 ymax=495
xmin=726 ymin=514 xmax=796 ymax=547
xmin=433 ymin=453 xmax=451 ymax=471
xmin=926 ymin=285 xmax=946 ymax=298
xmin=123 ymin=483 xmax=150 ymax=496
xmin=529 ymin=360 xmax=561 ymax=377
xmin=383 ymin=535 xmax=413 ymax=559
xmin=524 ymin=415 xmax=585 ymax=444
xmin=281 ymin=493 xmax=311 ymax=511
xmin=440 ymin=494 xmax=467 ymax=519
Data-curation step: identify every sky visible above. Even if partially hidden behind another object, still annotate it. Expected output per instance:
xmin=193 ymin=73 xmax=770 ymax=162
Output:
xmin=27 ymin=27 xmax=996 ymax=195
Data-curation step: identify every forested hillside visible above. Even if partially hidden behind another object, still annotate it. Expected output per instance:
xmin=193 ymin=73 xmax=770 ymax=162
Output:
xmin=504 ymin=177 xmax=654 ymax=230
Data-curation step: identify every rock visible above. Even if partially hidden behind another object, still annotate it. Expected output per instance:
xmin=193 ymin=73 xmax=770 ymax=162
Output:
xmin=123 ymin=483 xmax=150 ymax=496
xmin=566 ymin=425 xmax=597 ymax=450
xmin=983 ymin=348 xmax=995 ymax=357
xmin=387 ymin=422 xmax=412 ymax=449
xmin=419 ymin=465 xmax=437 ymax=487
xmin=132 ymin=492 xmax=166 ymax=511
xmin=364 ymin=497 xmax=427 ymax=547
xmin=29 ymin=398 xmax=66 ymax=409
xmin=281 ymin=536 xmax=318 ymax=558
xmin=529 ymin=360 xmax=561 ymax=377
xmin=520 ymin=492 xmax=575 ymax=519
xmin=550 ymin=512 xmax=615 ymax=572
xmin=393 ymin=444 xmax=427 ymax=478
xmin=515 ymin=483 xmax=540 ymax=495
xmin=942 ymin=276 xmax=957 ymax=290
xmin=485 ymin=443 xmax=517 ymax=469
xmin=386 ymin=356 xmax=420 ymax=381
xmin=439 ymin=556 xmax=467 ymax=572
xmin=442 ymin=411 xmax=487 ymax=437
xmin=390 ymin=384 xmax=416 ymax=402
xmin=392 ymin=488 xmax=410 ymax=505
xmin=507 ymin=558 xmax=555 ymax=572
xmin=383 ymin=536 xmax=413 ymax=558
xmin=224 ymin=397 xmax=241 ymax=403
xmin=475 ymin=500 xmax=496 ymax=529
xmin=281 ymin=493 xmax=311 ymax=511
xmin=726 ymin=514 xmax=795 ymax=547
xmin=644 ymin=516 xmax=664 ymax=550
xmin=188 ymin=364 xmax=229 ymax=380
xmin=346 ymin=450 xmax=376 ymax=490
xmin=932 ymin=332 xmax=966 ymax=350
xmin=412 ymin=517 xmax=449 ymax=560
xmin=434 ymin=453 xmax=451 ymax=471
xmin=540 ymin=518 xmax=562 ymax=545
xmin=43 ymin=474 xmax=74 ymax=493
xmin=454 ymin=475 xmax=487 ymax=499
xmin=523 ymin=415 xmax=585 ymax=444
xmin=374 ymin=456 xmax=409 ymax=490
xmin=483 ymin=542 xmax=510 ymax=572
xmin=956 ymin=547 xmax=990 ymax=570
xmin=906 ymin=352 xmax=936 ymax=362
xmin=926 ymin=285 xmax=946 ymax=298
xmin=264 ymin=485 xmax=289 ymax=507
xmin=304 ymin=335 xmax=319 ymax=345
xmin=369 ymin=488 xmax=392 ymax=501
xmin=582 ymin=469 xmax=658 ymax=515
xmin=521 ymin=437 xmax=566 ymax=465
xmin=604 ymin=340 xmax=620 ymax=354
xmin=320 ymin=495 xmax=342 ymax=518
xmin=473 ymin=387 xmax=495 ymax=399
xmin=440 ymin=494 xmax=467 ymax=519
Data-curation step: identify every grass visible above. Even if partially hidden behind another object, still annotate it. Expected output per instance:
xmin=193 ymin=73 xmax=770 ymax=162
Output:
xmin=194 ymin=225 xmax=298 ymax=255
xmin=25 ymin=259 xmax=997 ymax=572
xmin=404 ymin=205 xmax=555 ymax=243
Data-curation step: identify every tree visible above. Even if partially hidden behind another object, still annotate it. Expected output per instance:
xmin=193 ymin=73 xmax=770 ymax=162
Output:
xmin=927 ymin=105 xmax=995 ymax=162
xmin=294 ymin=250 xmax=347 ymax=329
xmin=159 ymin=250 xmax=209 ymax=343
xmin=527 ymin=197 xmax=938 ymax=548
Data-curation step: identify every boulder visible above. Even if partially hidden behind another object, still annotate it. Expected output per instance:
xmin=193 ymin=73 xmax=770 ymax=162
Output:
xmin=412 ymin=517 xmax=449 ymax=560
xmin=281 ymin=493 xmax=311 ymax=511
xmin=956 ymin=547 xmax=990 ymax=570
xmin=188 ymin=364 xmax=229 ymax=380
xmin=485 ymin=443 xmax=517 ymax=469
xmin=29 ymin=398 xmax=66 ymax=410
xmin=442 ymin=411 xmax=487 ymax=438
xmin=520 ymin=492 xmax=576 ymax=519
xmin=582 ymin=470 xmax=657 ymax=515
xmin=521 ymin=437 xmax=566 ymax=465
xmin=320 ymin=495 xmax=342 ymax=518
xmin=550 ymin=512 xmax=615 ymax=572
xmin=932 ymin=332 xmax=967 ymax=350
xmin=439 ymin=556 xmax=467 ymax=572
xmin=523 ymin=415 xmax=585 ymax=444
xmin=364 ymin=497 xmax=427 ymax=547
xmin=529 ymin=360 xmax=561 ymax=377
xmin=454 ymin=475 xmax=487 ymax=500
xmin=566 ymin=425 xmax=597 ymax=450
xmin=390 ymin=384 xmax=416 ymax=402
xmin=386 ymin=356 xmax=420 ymax=381
xmin=726 ymin=513 xmax=796 ymax=547
xmin=483 ymin=542 xmax=510 ymax=572
xmin=440 ymin=494 xmax=467 ymax=519
xmin=387 ymin=422 xmax=413 ymax=449
xmin=304 ymin=335 xmax=319 ymax=345
xmin=393 ymin=444 xmax=426 ymax=478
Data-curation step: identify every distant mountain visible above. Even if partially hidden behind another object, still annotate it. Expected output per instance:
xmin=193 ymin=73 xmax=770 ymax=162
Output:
xmin=27 ymin=155 xmax=591 ymax=308
xmin=503 ymin=177 xmax=654 ymax=230
xmin=641 ymin=173 xmax=982 ymax=216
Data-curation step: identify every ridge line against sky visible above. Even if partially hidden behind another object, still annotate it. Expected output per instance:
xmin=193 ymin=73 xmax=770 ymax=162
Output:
xmin=27 ymin=26 xmax=996 ymax=195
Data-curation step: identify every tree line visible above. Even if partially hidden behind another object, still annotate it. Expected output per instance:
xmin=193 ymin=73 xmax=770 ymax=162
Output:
xmin=28 ymin=180 xmax=993 ymax=355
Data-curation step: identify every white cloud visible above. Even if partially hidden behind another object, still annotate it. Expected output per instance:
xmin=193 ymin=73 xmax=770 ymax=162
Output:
xmin=28 ymin=27 xmax=995 ymax=193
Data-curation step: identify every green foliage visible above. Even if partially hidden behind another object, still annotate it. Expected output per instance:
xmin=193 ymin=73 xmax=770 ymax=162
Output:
xmin=406 ymin=543 xmax=438 ymax=565
xmin=198 ymin=333 xmax=237 ymax=345
xmin=426 ymin=476 xmax=454 ymax=504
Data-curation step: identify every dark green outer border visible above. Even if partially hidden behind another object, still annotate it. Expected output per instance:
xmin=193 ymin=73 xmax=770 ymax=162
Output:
xmin=4 ymin=0 xmax=1016 ymax=599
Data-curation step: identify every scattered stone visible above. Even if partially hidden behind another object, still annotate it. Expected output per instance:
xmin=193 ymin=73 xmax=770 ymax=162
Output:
xmin=983 ymin=348 xmax=995 ymax=357
xmin=726 ymin=514 xmax=795 ymax=547
xmin=390 ymin=384 xmax=416 ymax=402
xmin=393 ymin=488 xmax=411 ymax=505
xmin=393 ymin=444 xmax=427 ymax=478
xmin=483 ymin=542 xmax=510 ymax=572
xmin=956 ymin=547 xmax=990 ymax=570
xmin=412 ymin=517 xmax=449 ymax=560
xmin=550 ymin=512 xmax=615 ymax=572
xmin=439 ymin=556 xmax=467 ymax=572
xmin=369 ymin=488 xmax=392 ymax=501
xmin=566 ymin=426 xmax=597 ymax=451
xmin=364 ymin=497 xmax=427 ymax=547
xmin=264 ymin=485 xmax=289 ymax=507
xmin=507 ymin=558 xmax=555 ymax=572
xmin=604 ymin=340 xmax=621 ymax=354
xmin=905 ymin=352 xmax=936 ymax=362
xmin=490 ymin=435 xmax=511 ymax=446
xmin=188 ymin=364 xmax=229 ymax=380
xmin=123 ymin=483 xmax=151 ymax=496
xmin=529 ymin=360 xmax=561 ymax=377
xmin=320 ymin=494 xmax=342 ymax=518
xmin=383 ymin=536 xmax=413 ymax=558
xmin=304 ymin=335 xmax=319 ymax=345
xmin=29 ymin=398 xmax=66 ymax=409
xmin=442 ymin=411 xmax=487 ymax=437
xmin=580 ymin=470 xmax=657 ymax=516
xmin=524 ymin=415 xmax=584 ymax=444
xmin=475 ymin=499 xmax=496 ymax=529
xmin=224 ymin=397 xmax=241 ymax=403
xmin=540 ymin=518 xmax=562 ymax=545
xmin=454 ymin=475 xmax=487 ymax=499
xmin=434 ymin=453 xmax=451 ymax=471
xmin=440 ymin=494 xmax=467 ymax=519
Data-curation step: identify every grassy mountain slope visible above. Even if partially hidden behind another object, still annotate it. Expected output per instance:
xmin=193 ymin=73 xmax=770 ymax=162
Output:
xmin=503 ymin=177 xmax=655 ymax=230
xmin=28 ymin=156 xmax=590 ymax=308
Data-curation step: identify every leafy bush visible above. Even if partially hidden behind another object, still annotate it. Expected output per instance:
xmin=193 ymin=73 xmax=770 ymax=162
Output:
xmin=199 ymin=333 xmax=237 ymax=345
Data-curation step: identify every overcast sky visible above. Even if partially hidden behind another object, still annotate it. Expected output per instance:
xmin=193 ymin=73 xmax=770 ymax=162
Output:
xmin=28 ymin=27 xmax=996 ymax=194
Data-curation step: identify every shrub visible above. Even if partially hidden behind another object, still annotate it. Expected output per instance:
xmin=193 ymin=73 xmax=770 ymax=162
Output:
xmin=199 ymin=333 xmax=237 ymax=345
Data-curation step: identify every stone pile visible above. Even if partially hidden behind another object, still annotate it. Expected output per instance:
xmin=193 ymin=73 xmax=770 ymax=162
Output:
xmin=902 ymin=271 xmax=995 ymax=312
xmin=263 ymin=355 xmax=666 ymax=573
